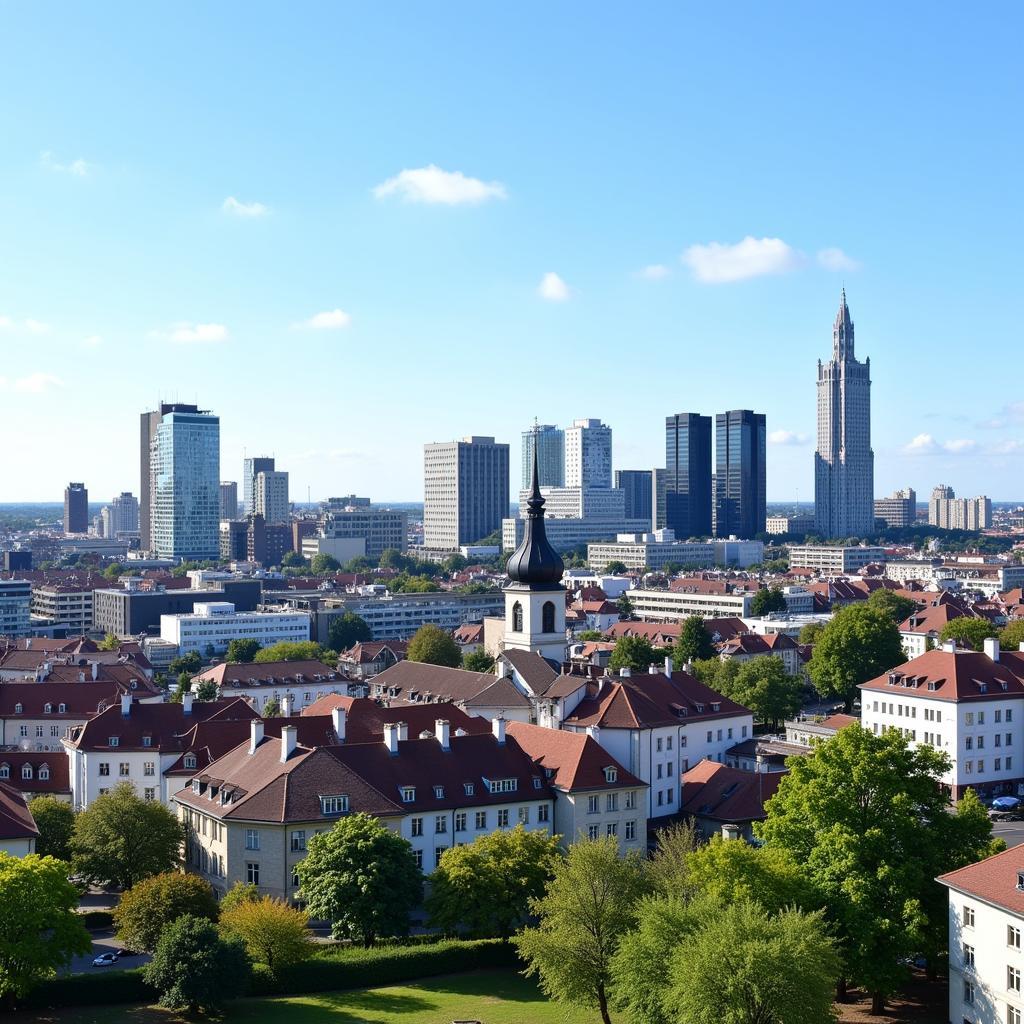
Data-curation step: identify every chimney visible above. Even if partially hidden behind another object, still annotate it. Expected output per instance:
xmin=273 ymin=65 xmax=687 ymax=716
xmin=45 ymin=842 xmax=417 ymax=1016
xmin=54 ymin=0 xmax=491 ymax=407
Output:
xmin=721 ymin=823 xmax=741 ymax=841
xmin=249 ymin=719 xmax=264 ymax=754
xmin=398 ymin=721 xmax=408 ymax=741
xmin=492 ymin=716 xmax=506 ymax=745
xmin=619 ymin=666 xmax=631 ymax=678
xmin=183 ymin=692 xmax=194 ymax=715
xmin=280 ymin=725 xmax=297 ymax=762
xmin=943 ymin=640 xmax=957 ymax=653
xmin=91 ymin=661 xmax=98 ymax=681
xmin=331 ymin=705 xmax=346 ymax=742
xmin=684 ymin=660 xmax=694 ymax=674
xmin=383 ymin=722 xmax=400 ymax=756
xmin=984 ymin=637 xmax=1001 ymax=663
xmin=648 ymin=664 xmax=658 ymax=674
xmin=664 ymin=656 xmax=673 ymax=678
xmin=78 ymin=671 xmax=86 ymax=683
xmin=120 ymin=694 xmax=131 ymax=717
xmin=436 ymin=719 xmax=451 ymax=751
xmin=281 ymin=693 xmax=294 ymax=717
xmin=25 ymin=638 xmax=31 ymax=649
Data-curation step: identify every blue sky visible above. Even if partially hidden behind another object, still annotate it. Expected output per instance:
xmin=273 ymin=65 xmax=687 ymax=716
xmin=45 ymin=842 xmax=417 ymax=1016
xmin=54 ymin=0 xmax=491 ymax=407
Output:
xmin=1 ymin=3 xmax=1021 ymax=503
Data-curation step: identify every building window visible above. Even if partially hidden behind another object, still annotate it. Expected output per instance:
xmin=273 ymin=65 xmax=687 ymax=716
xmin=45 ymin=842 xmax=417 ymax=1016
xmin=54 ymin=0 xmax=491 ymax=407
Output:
xmin=963 ymin=979 xmax=974 ymax=1004
xmin=542 ymin=601 xmax=556 ymax=634
xmin=246 ymin=862 xmax=260 ymax=886
xmin=411 ymin=817 xmax=423 ymax=837
xmin=455 ymin=812 xmax=467 ymax=832
xmin=963 ymin=943 xmax=975 ymax=969
xmin=606 ymin=793 xmax=618 ymax=812
xmin=434 ymin=847 xmax=447 ymax=868
xmin=435 ymin=815 xmax=447 ymax=834
xmin=401 ymin=786 xmax=416 ymax=802
xmin=184 ymin=755 xmax=196 ymax=769
xmin=1009 ymin=1006 xmax=1022 ymax=1024
xmin=144 ymin=762 xmax=155 ymax=776
xmin=119 ymin=763 xmax=130 ymax=777
xmin=512 ymin=602 xmax=523 ymax=632
xmin=498 ymin=809 xmax=510 ymax=828
xmin=109 ymin=737 xmax=119 ymax=748
xmin=606 ymin=822 xmax=618 ymax=837
xmin=144 ymin=788 xmax=155 ymax=801
xmin=1010 ymin=966 xmax=1022 ymax=993
xmin=1009 ymin=925 xmax=1021 ymax=949
xmin=706 ymin=731 xmax=712 ymax=742
xmin=142 ymin=736 xmax=152 ymax=747
xmin=625 ymin=791 xmax=636 ymax=810
xmin=587 ymin=824 xmax=599 ymax=840
xmin=433 ymin=785 xmax=444 ymax=799
xmin=538 ymin=804 xmax=549 ymax=823
xmin=962 ymin=905 xmax=975 ymax=928
xmin=320 ymin=795 xmax=349 ymax=816
xmin=463 ymin=782 xmax=475 ymax=796
xmin=245 ymin=829 xmax=260 ymax=851
xmin=21 ymin=764 xmax=32 ymax=780
xmin=656 ymin=737 xmax=663 ymax=753
xmin=625 ymin=820 xmax=636 ymax=841
xmin=291 ymin=869 xmax=301 ymax=888
xmin=291 ymin=831 xmax=306 ymax=852
xmin=413 ymin=849 xmax=423 ymax=869
xmin=518 ymin=806 xmax=529 ymax=824
xmin=587 ymin=795 xmax=600 ymax=814
xmin=475 ymin=810 xmax=487 ymax=830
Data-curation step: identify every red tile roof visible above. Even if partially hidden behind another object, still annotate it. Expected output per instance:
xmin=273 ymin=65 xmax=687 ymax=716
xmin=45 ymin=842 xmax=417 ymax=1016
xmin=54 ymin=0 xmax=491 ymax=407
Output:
xmin=0 ymin=781 xmax=38 ymax=841
xmin=193 ymin=661 xmax=342 ymax=688
xmin=0 ymin=752 xmax=71 ymax=795
xmin=0 ymin=681 xmax=144 ymax=718
xmin=938 ymin=845 xmax=1024 ymax=915
xmin=860 ymin=648 xmax=1024 ymax=702
xmin=818 ymin=713 xmax=859 ymax=732
xmin=299 ymin=695 xmax=489 ymax=743
xmin=680 ymin=760 xmax=784 ymax=823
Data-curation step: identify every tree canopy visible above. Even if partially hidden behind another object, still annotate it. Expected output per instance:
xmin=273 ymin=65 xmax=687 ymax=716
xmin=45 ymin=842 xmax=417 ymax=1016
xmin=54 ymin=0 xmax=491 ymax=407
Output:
xmin=28 ymin=796 xmax=75 ymax=861
xmin=609 ymin=635 xmax=659 ymax=673
xmin=616 ymin=592 xmax=636 ymax=620
xmin=406 ymin=624 xmax=462 ymax=668
xmin=253 ymin=640 xmax=329 ymax=664
xmin=939 ymin=616 xmax=998 ymax=651
xmin=296 ymin=813 xmax=422 ymax=945
xmin=70 ymin=782 xmax=183 ymax=889
xmin=673 ymin=615 xmax=716 ymax=664
xmin=866 ymin=587 xmax=918 ymax=625
xmin=462 ymin=649 xmax=495 ymax=672
xmin=309 ymin=552 xmax=341 ymax=574
xmin=226 ymin=638 xmax=261 ymax=663
xmin=219 ymin=895 xmax=313 ymax=971
xmin=1002 ymin=620 xmax=1024 ymax=651
xmin=114 ymin=872 xmax=218 ymax=952
xmin=327 ymin=611 xmax=372 ymax=652
xmin=749 ymin=586 xmax=787 ymax=617
xmin=722 ymin=656 xmax=803 ymax=730
xmin=0 ymin=853 xmax=92 ymax=1000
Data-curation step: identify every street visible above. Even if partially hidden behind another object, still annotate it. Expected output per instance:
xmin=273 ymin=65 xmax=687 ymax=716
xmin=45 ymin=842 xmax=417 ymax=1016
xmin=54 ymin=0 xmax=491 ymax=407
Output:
xmin=66 ymin=929 xmax=150 ymax=975
xmin=993 ymin=818 xmax=1024 ymax=850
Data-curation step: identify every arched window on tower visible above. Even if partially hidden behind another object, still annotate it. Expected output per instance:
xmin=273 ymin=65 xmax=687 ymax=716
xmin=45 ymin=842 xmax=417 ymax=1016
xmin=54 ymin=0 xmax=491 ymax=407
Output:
xmin=542 ymin=601 xmax=556 ymax=634
xmin=512 ymin=602 xmax=523 ymax=632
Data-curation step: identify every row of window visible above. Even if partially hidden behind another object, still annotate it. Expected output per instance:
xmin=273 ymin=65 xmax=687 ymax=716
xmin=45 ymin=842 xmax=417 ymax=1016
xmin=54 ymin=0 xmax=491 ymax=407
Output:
xmin=0 ymin=763 xmax=51 ymax=780
xmin=961 ymin=905 xmax=1022 ymax=950
xmin=965 ymin=734 xmax=1014 ymax=750
xmin=963 ymin=758 xmax=1013 ymax=774
xmin=16 ymin=725 xmax=62 ymax=738
xmin=10 ymin=702 xmax=69 ymax=714
xmin=963 ymin=964 xmax=1020 ymax=997
xmin=410 ymin=805 xmax=550 ymax=835
xmin=98 ymin=762 xmax=156 ymax=776
xmin=98 ymin=786 xmax=156 ymax=800
xmin=586 ymin=791 xmax=637 ymax=814
xmin=399 ymin=777 xmax=538 ymax=802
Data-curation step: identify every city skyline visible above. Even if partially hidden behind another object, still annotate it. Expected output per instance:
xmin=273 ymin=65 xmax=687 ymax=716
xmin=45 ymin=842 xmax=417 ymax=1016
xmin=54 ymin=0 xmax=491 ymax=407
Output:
xmin=1 ymin=6 xmax=1022 ymax=501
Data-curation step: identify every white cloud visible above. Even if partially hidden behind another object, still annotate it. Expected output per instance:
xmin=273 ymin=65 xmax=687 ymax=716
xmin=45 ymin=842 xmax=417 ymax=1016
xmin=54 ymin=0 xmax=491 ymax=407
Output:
xmin=992 ymin=439 xmax=1024 ymax=455
xmin=294 ymin=309 xmax=352 ymax=330
xmin=903 ymin=433 xmax=978 ymax=455
xmin=681 ymin=236 xmax=803 ymax=283
xmin=0 ymin=316 xmax=49 ymax=333
xmin=81 ymin=335 xmax=102 ymax=349
xmin=222 ymin=196 xmax=268 ymax=217
xmin=0 ymin=372 xmax=65 ymax=394
xmin=538 ymin=272 xmax=571 ymax=302
xmin=637 ymin=264 xmax=671 ymax=280
xmin=817 ymin=247 xmax=861 ymax=272
xmin=24 ymin=319 xmax=49 ymax=335
xmin=944 ymin=438 xmax=977 ymax=453
xmin=373 ymin=164 xmax=507 ymax=205
xmin=40 ymin=151 xmax=90 ymax=176
xmin=768 ymin=429 xmax=809 ymax=446
xmin=164 ymin=323 xmax=229 ymax=344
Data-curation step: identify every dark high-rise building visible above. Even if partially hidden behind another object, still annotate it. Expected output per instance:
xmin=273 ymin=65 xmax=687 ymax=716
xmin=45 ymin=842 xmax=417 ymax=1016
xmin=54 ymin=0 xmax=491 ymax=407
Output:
xmin=64 ymin=482 xmax=88 ymax=534
xmin=615 ymin=470 xmax=654 ymax=525
xmin=714 ymin=410 xmax=766 ymax=538
xmin=665 ymin=414 xmax=712 ymax=538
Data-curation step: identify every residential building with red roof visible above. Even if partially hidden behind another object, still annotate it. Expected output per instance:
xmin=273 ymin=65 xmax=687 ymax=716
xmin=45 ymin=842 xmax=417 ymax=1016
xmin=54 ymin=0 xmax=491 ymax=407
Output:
xmin=860 ymin=639 xmax=1024 ymax=799
xmin=937 ymin=845 xmax=1024 ymax=1024
xmin=191 ymin=659 xmax=346 ymax=713
xmin=0 ymin=780 xmax=39 ymax=856
xmin=0 ymin=751 xmax=72 ymax=801
xmin=337 ymin=640 xmax=407 ymax=680
xmin=680 ymin=759 xmax=784 ymax=841
xmin=899 ymin=594 xmax=979 ymax=658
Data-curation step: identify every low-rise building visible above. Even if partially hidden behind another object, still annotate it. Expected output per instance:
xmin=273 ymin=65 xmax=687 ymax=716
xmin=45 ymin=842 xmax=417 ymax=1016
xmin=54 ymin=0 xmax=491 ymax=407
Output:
xmin=765 ymin=513 xmax=815 ymax=535
xmin=159 ymin=602 xmax=311 ymax=657
xmin=337 ymin=641 xmax=408 ymax=681
xmin=784 ymin=713 xmax=859 ymax=746
xmin=628 ymin=586 xmax=753 ymax=622
xmin=0 ymin=781 xmax=39 ymax=856
xmin=191 ymin=660 xmax=346 ymax=713
xmin=680 ymin=759 xmax=784 ymax=841
xmin=30 ymin=583 xmax=97 ymax=634
xmin=788 ymin=545 xmax=887 ymax=574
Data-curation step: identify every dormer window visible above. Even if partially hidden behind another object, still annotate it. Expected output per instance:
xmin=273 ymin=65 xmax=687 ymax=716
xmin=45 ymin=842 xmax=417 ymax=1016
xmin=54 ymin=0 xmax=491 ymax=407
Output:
xmin=1018 ymin=871 xmax=1024 ymax=892
xmin=694 ymin=703 xmax=704 ymax=714
xmin=44 ymin=703 xmax=52 ymax=714
xmin=463 ymin=782 xmax=475 ymax=796
xmin=401 ymin=786 xmax=416 ymax=802
xmin=13 ymin=703 xmax=22 ymax=715
xmin=321 ymin=794 xmax=348 ymax=815
xmin=1002 ymin=681 xmax=1009 ymax=692
xmin=485 ymin=777 xmax=518 ymax=794
xmin=109 ymin=737 xmax=119 ymax=747
xmin=143 ymin=736 xmax=152 ymax=747
xmin=0 ymin=764 xmax=8 ymax=779
xmin=192 ymin=780 xmax=200 ymax=793
xmin=433 ymin=785 xmax=445 ymax=799
xmin=39 ymin=764 xmax=50 ymax=780
xmin=979 ymin=683 xmax=988 ymax=694
xmin=604 ymin=766 xmax=618 ymax=783
xmin=184 ymin=754 xmax=197 ymax=770
xmin=21 ymin=764 xmax=32 ymax=780
xmin=711 ymin=702 xmax=721 ymax=713
xmin=927 ymin=682 xmax=937 ymax=691
xmin=58 ymin=703 xmax=66 ymax=713
xmin=533 ymin=777 xmax=542 ymax=789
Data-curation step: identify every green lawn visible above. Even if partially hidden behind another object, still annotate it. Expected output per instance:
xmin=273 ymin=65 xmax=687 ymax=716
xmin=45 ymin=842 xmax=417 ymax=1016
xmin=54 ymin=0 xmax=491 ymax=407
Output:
xmin=14 ymin=970 xmax=599 ymax=1024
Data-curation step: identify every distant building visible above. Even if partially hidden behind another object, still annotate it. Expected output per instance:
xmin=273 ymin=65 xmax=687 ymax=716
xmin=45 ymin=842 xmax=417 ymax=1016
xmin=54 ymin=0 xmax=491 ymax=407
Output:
xmin=63 ymin=483 xmax=88 ymax=534
xmin=2 ymin=551 xmax=32 ymax=572
xmin=652 ymin=468 xmax=666 ymax=530
xmin=521 ymin=424 xmax=564 ymax=489
xmin=714 ymin=410 xmax=766 ymax=539
xmin=502 ymin=515 xmax=651 ymax=553
xmin=246 ymin=516 xmax=292 ymax=567
xmin=219 ymin=482 xmax=238 ymax=521
xmin=628 ymin=586 xmax=754 ymax=621
xmin=815 ymin=290 xmax=875 ymax=538
xmin=874 ymin=487 xmax=916 ymax=530
xmin=220 ymin=520 xmax=249 ymax=562
xmin=928 ymin=485 xmax=992 ymax=530
xmin=765 ymin=513 xmax=815 ymax=535
xmin=316 ymin=506 xmax=408 ymax=558
xmin=423 ymin=437 xmax=509 ymax=550
xmin=666 ymin=413 xmax=712 ymax=537
xmin=0 ymin=581 xmax=32 ymax=637
xmin=788 ymin=544 xmax=887 ymax=574
xmin=615 ymin=470 xmax=654 ymax=525
xmin=587 ymin=532 xmax=764 ymax=571
xmin=160 ymin=602 xmax=310 ymax=657
xmin=565 ymin=419 xmax=612 ymax=490
xmin=253 ymin=470 xmax=289 ymax=525
xmin=242 ymin=457 xmax=275 ymax=516
xmin=107 ymin=492 xmax=140 ymax=539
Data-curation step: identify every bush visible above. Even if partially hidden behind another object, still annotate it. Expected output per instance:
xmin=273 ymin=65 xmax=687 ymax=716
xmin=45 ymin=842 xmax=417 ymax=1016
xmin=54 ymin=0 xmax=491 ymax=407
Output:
xmin=17 ymin=967 xmax=151 ymax=1010
xmin=78 ymin=910 xmax=114 ymax=931
xmin=113 ymin=872 xmax=219 ymax=952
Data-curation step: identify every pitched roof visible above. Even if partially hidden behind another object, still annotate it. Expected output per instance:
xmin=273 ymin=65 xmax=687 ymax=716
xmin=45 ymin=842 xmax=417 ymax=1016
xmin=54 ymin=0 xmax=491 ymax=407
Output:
xmin=0 ymin=781 xmax=38 ymax=841
xmin=680 ymin=760 xmax=784 ymax=823
xmin=499 ymin=650 xmax=559 ymax=695
xmin=818 ymin=713 xmax=859 ymax=732
xmin=0 ymin=753 xmax=71 ymax=794
xmin=372 ymin=660 xmax=530 ymax=708
xmin=899 ymin=600 xmax=970 ymax=635
xmin=860 ymin=648 xmax=1024 ymax=702
xmin=0 ymin=681 xmax=142 ymax=718
xmin=339 ymin=641 xmax=408 ymax=664
xmin=298 ymin=694 xmax=490 ymax=743
xmin=938 ymin=845 xmax=1024 ymax=915
xmin=193 ymin=660 xmax=342 ymax=688
xmin=506 ymin=722 xmax=645 ymax=792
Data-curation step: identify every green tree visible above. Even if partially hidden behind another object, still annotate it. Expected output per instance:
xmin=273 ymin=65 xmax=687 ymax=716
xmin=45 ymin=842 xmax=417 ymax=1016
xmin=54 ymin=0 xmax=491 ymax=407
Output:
xmin=262 ymin=696 xmax=281 ymax=717
xmin=513 ymin=836 xmax=651 ymax=1024
xmin=616 ymin=592 xmax=636 ymax=620
xmin=443 ymin=553 xmax=468 ymax=573
xmin=756 ymin=725 xmax=966 ymax=1012
xmin=194 ymin=679 xmax=218 ymax=701
xmin=379 ymin=548 xmax=410 ymax=571
xmin=98 ymin=631 xmax=121 ymax=650
xmin=145 ymin=914 xmax=251 ymax=1014
xmin=169 ymin=671 xmax=191 ymax=703
xmin=102 ymin=563 xmax=124 ymax=580
xmin=310 ymin=552 xmax=342 ymax=574
xmin=406 ymin=624 xmax=462 ymax=668
xmin=113 ymin=872 xmax=219 ymax=953
xmin=168 ymin=651 xmax=202 ymax=676
xmin=280 ymin=550 xmax=306 ymax=568
xmin=939 ymin=616 xmax=998 ymax=651
xmin=296 ymin=813 xmax=422 ymax=945
xmin=807 ymin=603 xmax=904 ymax=711
xmin=604 ymin=559 xmax=628 ymax=574
xmin=575 ymin=629 xmax=605 ymax=642
xmin=673 ymin=615 xmax=715 ymax=664
xmin=27 ymin=796 xmax=75 ymax=861
xmin=647 ymin=819 xmax=701 ymax=895
xmin=226 ymin=638 xmax=261 ymax=663
xmin=462 ymin=649 xmax=496 ymax=672
xmin=0 ymin=853 xmax=91 ymax=1001
xmin=220 ymin=880 xmax=260 ymax=913
xmin=798 ymin=620 xmax=826 ymax=645
xmin=253 ymin=640 xmax=326 ymax=663
xmin=729 ymin=657 xmax=803 ymax=730
xmin=1001 ymin=620 xmax=1024 ymax=651
xmin=327 ymin=611 xmax=372 ymax=652
xmin=70 ymin=782 xmax=183 ymax=889
xmin=220 ymin=895 xmax=313 ymax=971
xmin=867 ymin=587 xmax=918 ymax=625
xmin=666 ymin=899 xmax=840 ymax=1024
xmin=750 ymin=586 xmax=787 ymax=616
xmin=609 ymin=634 xmax=657 ymax=673
xmin=426 ymin=825 xmax=562 ymax=938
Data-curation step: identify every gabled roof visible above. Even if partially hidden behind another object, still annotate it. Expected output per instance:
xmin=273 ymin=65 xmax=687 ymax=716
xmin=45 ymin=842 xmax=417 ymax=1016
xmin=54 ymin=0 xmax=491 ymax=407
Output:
xmin=720 ymin=634 xmax=771 ymax=657
xmin=193 ymin=660 xmax=341 ymax=688
xmin=0 ymin=681 xmax=142 ymax=718
xmin=339 ymin=641 xmax=408 ymax=664
xmin=0 ymin=753 xmax=71 ymax=794
xmin=372 ymin=660 xmax=530 ymax=708
xmin=298 ymin=694 xmax=490 ymax=743
xmin=899 ymin=600 xmax=969 ymax=636
xmin=506 ymin=722 xmax=645 ymax=793
xmin=818 ymin=713 xmax=859 ymax=732
xmin=860 ymin=648 xmax=1024 ymax=702
xmin=938 ymin=845 xmax=1024 ymax=916
xmin=0 ymin=781 xmax=39 ymax=841
xmin=499 ymin=650 xmax=559 ymax=695
xmin=680 ymin=760 xmax=784 ymax=823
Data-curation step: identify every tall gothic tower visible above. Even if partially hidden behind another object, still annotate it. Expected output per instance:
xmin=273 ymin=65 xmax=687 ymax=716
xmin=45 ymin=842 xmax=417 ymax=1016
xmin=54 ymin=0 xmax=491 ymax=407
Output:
xmin=814 ymin=290 xmax=875 ymax=538
xmin=503 ymin=435 xmax=567 ymax=664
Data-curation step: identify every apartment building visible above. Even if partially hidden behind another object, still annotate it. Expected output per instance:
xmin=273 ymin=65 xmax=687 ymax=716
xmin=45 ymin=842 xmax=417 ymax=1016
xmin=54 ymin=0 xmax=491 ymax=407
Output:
xmin=159 ymin=602 xmax=310 ymax=657
xmin=315 ymin=506 xmax=408 ymax=558
xmin=191 ymin=660 xmax=346 ymax=713
xmin=0 ymin=580 xmax=31 ymax=637
xmin=874 ymin=487 xmax=917 ymax=530
xmin=788 ymin=545 xmax=887 ymax=574
xmin=627 ymin=586 xmax=753 ymax=621
xmin=30 ymin=583 xmax=96 ymax=634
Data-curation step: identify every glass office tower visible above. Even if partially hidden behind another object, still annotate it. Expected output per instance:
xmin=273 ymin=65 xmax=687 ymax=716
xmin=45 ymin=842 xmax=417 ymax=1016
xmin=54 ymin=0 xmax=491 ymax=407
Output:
xmin=665 ymin=413 xmax=712 ymax=538
xmin=714 ymin=410 xmax=766 ymax=538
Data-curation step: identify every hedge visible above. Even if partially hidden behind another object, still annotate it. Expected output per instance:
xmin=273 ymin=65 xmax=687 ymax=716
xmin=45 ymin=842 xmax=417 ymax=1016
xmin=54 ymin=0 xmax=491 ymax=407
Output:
xmin=20 ymin=938 xmax=518 ymax=1010
xmin=78 ymin=910 xmax=114 ymax=931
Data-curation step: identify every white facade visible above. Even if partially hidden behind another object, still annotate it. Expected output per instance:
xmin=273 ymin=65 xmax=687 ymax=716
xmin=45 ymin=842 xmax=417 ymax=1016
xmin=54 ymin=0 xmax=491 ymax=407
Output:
xmin=254 ymin=470 xmax=289 ymax=525
xmin=503 ymin=584 xmax=567 ymax=664
xmin=564 ymin=418 xmax=612 ymax=490
xmin=503 ymin=515 xmax=651 ymax=553
xmin=789 ymin=545 xmax=887 ymax=574
xmin=628 ymin=587 xmax=753 ymax=621
xmin=160 ymin=603 xmax=311 ymax=656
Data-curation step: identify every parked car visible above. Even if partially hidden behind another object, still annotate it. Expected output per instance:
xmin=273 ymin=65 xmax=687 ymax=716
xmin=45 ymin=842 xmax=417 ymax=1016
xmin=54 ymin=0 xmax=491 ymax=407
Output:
xmin=115 ymin=948 xmax=139 ymax=958
xmin=992 ymin=796 xmax=1021 ymax=811
xmin=92 ymin=952 xmax=120 ymax=967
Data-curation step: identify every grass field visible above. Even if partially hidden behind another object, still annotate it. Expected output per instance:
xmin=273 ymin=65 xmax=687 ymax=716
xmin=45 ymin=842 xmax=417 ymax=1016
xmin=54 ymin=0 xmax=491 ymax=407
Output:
xmin=14 ymin=970 xmax=597 ymax=1024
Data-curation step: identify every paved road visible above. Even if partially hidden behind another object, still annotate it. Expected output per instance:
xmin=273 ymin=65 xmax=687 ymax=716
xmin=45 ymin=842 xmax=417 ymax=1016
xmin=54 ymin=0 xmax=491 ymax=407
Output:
xmin=993 ymin=819 xmax=1024 ymax=849
xmin=66 ymin=929 xmax=150 ymax=975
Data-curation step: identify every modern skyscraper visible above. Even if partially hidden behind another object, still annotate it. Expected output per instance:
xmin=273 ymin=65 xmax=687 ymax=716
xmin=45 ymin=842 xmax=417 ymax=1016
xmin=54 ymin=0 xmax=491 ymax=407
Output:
xmin=253 ymin=470 xmax=289 ymax=524
xmin=615 ymin=470 xmax=654 ymax=524
xmin=219 ymin=482 xmax=239 ymax=520
xmin=714 ymin=410 xmax=766 ymax=538
xmin=63 ymin=482 xmax=88 ymax=534
xmin=423 ymin=436 xmax=509 ymax=549
xmin=665 ymin=414 xmax=712 ymax=538
xmin=242 ymin=456 xmax=275 ymax=515
xmin=928 ymin=486 xmax=992 ymax=530
xmin=108 ymin=492 xmax=140 ymax=537
xmin=815 ymin=290 xmax=875 ymax=538
xmin=150 ymin=406 xmax=220 ymax=559
xmin=520 ymin=424 xmax=564 ymax=489
xmin=564 ymin=418 xmax=612 ymax=489
xmin=652 ymin=468 xmax=666 ymax=530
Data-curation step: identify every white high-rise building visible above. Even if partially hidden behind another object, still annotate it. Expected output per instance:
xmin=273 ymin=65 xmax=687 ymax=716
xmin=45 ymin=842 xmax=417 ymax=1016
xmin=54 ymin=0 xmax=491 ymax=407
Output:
xmin=928 ymin=486 xmax=992 ymax=531
xmin=815 ymin=291 xmax=874 ymax=538
xmin=253 ymin=470 xmax=289 ymax=524
xmin=565 ymin=418 xmax=612 ymax=490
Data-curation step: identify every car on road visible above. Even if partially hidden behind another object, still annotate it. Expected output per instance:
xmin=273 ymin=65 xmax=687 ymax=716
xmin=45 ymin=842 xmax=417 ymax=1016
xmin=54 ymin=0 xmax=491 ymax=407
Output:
xmin=992 ymin=796 xmax=1022 ymax=811
xmin=115 ymin=949 xmax=139 ymax=958
xmin=92 ymin=952 xmax=120 ymax=967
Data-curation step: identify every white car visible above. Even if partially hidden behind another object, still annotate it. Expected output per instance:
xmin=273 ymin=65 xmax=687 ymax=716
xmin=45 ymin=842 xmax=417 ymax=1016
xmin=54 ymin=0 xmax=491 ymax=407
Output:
xmin=92 ymin=952 xmax=120 ymax=967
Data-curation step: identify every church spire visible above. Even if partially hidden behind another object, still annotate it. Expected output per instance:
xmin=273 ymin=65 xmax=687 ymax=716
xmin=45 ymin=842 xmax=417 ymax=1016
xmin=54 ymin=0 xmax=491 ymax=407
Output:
xmin=833 ymin=288 xmax=855 ymax=361
xmin=505 ymin=428 xmax=564 ymax=587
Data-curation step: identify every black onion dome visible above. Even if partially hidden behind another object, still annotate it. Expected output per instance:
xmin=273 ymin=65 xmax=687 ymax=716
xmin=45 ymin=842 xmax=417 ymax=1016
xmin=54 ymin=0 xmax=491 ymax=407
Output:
xmin=506 ymin=435 xmax=564 ymax=587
